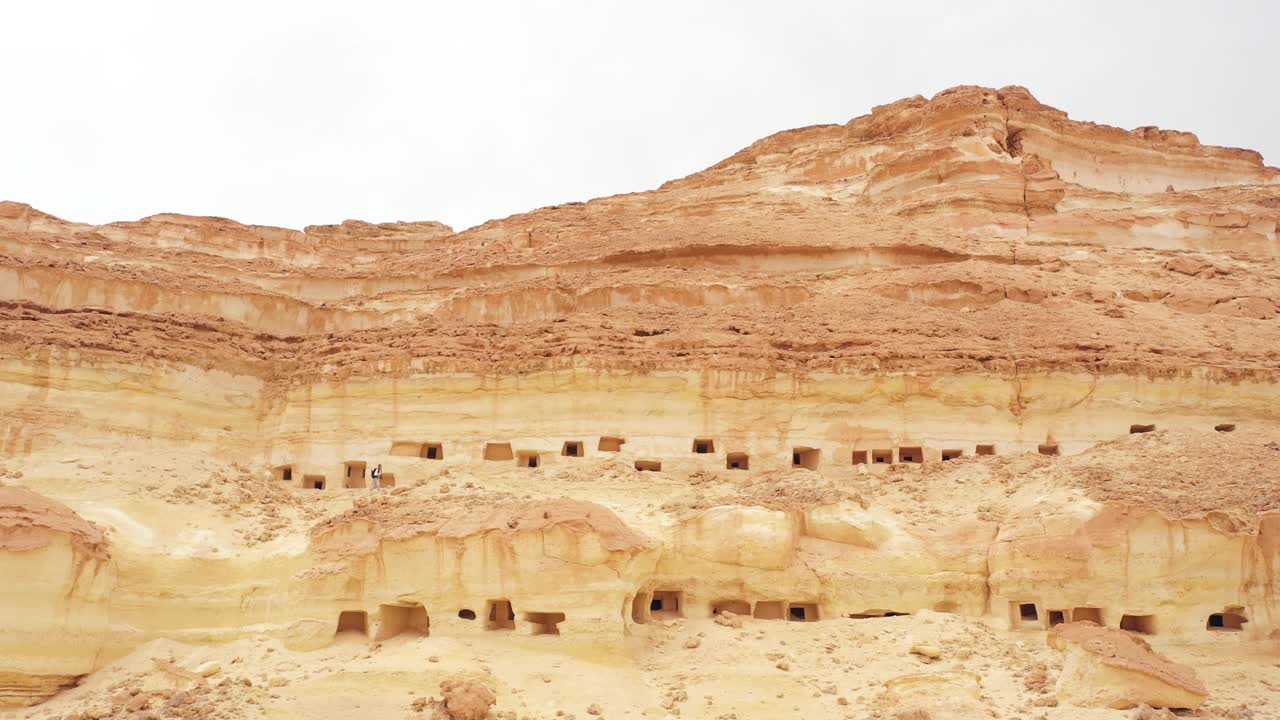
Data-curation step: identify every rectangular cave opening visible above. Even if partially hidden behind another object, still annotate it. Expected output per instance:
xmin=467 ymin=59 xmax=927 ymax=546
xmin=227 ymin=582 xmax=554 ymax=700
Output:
xmin=1130 ymin=424 xmax=1156 ymax=434
xmin=726 ymin=452 xmax=749 ymax=470
xmin=1207 ymin=607 xmax=1247 ymax=631
xmin=1072 ymin=607 xmax=1104 ymax=625
xmin=753 ymin=601 xmax=785 ymax=620
xmin=711 ymin=599 xmax=751 ymax=617
xmin=337 ymin=610 xmax=368 ymax=636
xmin=485 ymin=600 xmax=515 ymax=630
xmin=273 ymin=465 xmax=293 ymax=482
xmin=941 ymin=449 xmax=964 ymax=461
xmin=377 ymin=603 xmax=429 ymax=640
xmin=1120 ymin=614 xmax=1156 ymax=635
xmin=524 ymin=611 xmax=566 ymax=636
xmin=635 ymin=460 xmax=662 ymax=472
xmin=303 ymin=475 xmax=326 ymax=490
xmin=792 ymin=447 xmax=820 ymax=470
xmin=561 ymin=441 xmax=584 ymax=457
xmin=1215 ymin=423 xmax=1236 ymax=433
xmin=1012 ymin=602 xmax=1039 ymax=626
xmin=692 ymin=438 xmax=716 ymax=454
xmin=424 ymin=443 xmax=443 ymax=460
xmin=976 ymin=444 xmax=996 ymax=456
xmin=788 ymin=603 xmax=818 ymax=622
xmin=344 ymin=461 xmax=367 ymax=489
xmin=852 ymin=450 xmax=868 ymax=465
xmin=598 ymin=436 xmax=625 ymax=452
xmin=381 ymin=472 xmax=396 ymax=488
xmin=650 ymin=590 xmax=683 ymax=619
xmin=1038 ymin=444 xmax=1059 ymax=456
xmin=516 ymin=451 xmax=540 ymax=468
xmin=1048 ymin=610 xmax=1066 ymax=627
xmin=483 ymin=442 xmax=514 ymax=461
xmin=872 ymin=449 xmax=893 ymax=464
xmin=897 ymin=446 xmax=923 ymax=464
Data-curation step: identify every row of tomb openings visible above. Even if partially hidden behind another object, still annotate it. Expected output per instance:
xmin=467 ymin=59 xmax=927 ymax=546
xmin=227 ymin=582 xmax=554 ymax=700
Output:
xmin=278 ymin=422 xmax=1239 ymax=487
xmin=335 ymin=600 xmax=565 ymax=640
xmin=634 ymin=592 xmax=1249 ymax=634
xmin=1010 ymin=601 xmax=1248 ymax=633
xmin=332 ymin=595 xmax=1248 ymax=640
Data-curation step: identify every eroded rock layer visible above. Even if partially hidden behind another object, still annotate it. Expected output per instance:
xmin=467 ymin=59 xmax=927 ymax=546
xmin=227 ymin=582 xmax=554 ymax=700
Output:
xmin=1 ymin=85 xmax=1278 ymax=717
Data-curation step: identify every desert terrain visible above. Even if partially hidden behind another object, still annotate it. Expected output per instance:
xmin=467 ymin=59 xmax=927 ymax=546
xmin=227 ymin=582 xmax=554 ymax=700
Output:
xmin=1 ymin=85 xmax=1279 ymax=720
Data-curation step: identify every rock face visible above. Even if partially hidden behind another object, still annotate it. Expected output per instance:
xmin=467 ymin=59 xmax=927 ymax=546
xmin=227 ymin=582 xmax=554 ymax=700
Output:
xmin=0 ymin=487 xmax=113 ymax=707
xmin=1048 ymin=622 xmax=1207 ymax=709
xmin=1 ymin=85 xmax=1279 ymax=714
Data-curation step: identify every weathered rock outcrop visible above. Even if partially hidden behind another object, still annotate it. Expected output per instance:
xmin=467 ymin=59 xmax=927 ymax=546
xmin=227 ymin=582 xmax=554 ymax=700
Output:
xmin=1048 ymin=622 xmax=1207 ymax=709
xmin=0 ymin=487 xmax=114 ymax=707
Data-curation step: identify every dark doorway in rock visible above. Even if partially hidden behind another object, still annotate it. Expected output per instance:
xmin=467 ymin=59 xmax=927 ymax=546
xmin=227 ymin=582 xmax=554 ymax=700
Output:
xmin=1215 ymin=424 xmax=1236 ymax=432
xmin=561 ymin=441 xmax=584 ymax=457
xmin=457 ymin=609 xmax=476 ymax=620
xmin=872 ymin=449 xmax=893 ymax=464
xmin=1207 ymin=607 xmax=1247 ymax=631
xmin=524 ymin=611 xmax=565 ymax=635
xmin=1130 ymin=424 xmax=1156 ymax=434
xmin=485 ymin=600 xmax=515 ymax=630
xmin=337 ymin=610 xmax=368 ymax=636
xmin=1048 ymin=610 xmax=1066 ymax=627
xmin=852 ymin=450 xmax=868 ymax=465
xmin=1072 ymin=607 xmax=1104 ymax=625
xmin=897 ymin=447 xmax=923 ymax=464
xmin=789 ymin=603 xmax=818 ymax=622
xmin=753 ymin=601 xmax=785 ymax=620
xmin=650 ymin=591 xmax=683 ymax=619
xmin=516 ymin=451 xmax=540 ymax=468
xmin=424 ymin=443 xmax=443 ymax=460
xmin=1120 ymin=614 xmax=1156 ymax=635
xmin=377 ymin=603 xmax=429 ymax=640
xmin=693 ymin=438 xmax=716 ymax=454
xmin=976 ymin=444 xmax=996 ymax=456
xmin=1013 ymin=602 xmax=1039 ymax=626
xmin=792 ymin=447 xmax=820 ymax=470
xmin=303 ymin=475 xmax=326 ymax=490
xmin=726 ymin=452 xmax=749 ymax=470
xmin=381 ymin=472 xmax=396 ymax=488
xmin=635 ymin=460 xmax=662 ymax=472
xmin=1038 ymin=444 xmax=1059 ymax=456
xmin=484 ymin=443 xmax=514 ymax=461
xmin=941 ymin=449 xmax=963 ymax=461
xmin=273 ymin=465 xmax=293 ymax=482
xmin=598 ymin=436 xmax=625 ymax=452
xmin=344 ymin=461 xmax=368 ymax=489
xmin=711 ymin=600 xmax=751 ymax=616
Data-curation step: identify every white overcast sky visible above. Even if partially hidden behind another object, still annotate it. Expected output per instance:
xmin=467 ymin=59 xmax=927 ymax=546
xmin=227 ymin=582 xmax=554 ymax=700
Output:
xmin=2 ymin=1 xmax=1276 ymax=232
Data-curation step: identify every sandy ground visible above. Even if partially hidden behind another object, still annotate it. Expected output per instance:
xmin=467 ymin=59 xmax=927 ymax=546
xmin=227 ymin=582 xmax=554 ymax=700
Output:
xmin=6 ymin=614 xmax=1276 ymax=720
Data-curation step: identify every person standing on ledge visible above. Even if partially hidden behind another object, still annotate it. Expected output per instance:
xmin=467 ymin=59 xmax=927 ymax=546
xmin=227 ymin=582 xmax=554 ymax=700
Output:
xmin=370 ymin=463 xmax=383 ymax=491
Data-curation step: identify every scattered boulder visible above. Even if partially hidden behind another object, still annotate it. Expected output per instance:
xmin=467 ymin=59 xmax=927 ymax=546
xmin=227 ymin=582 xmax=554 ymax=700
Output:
xmin=1047 ymin=622 xmax=1207 ymax=710
xmin=713 ymin=611 xmax=744 ymax=629
xmin=909 ymin=643 xmax=941 ymax=660
xmin=440 ymin=678 xmax=496 ymax=720
xmin=1164 ymin=256 xmax=1222 ymax=278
